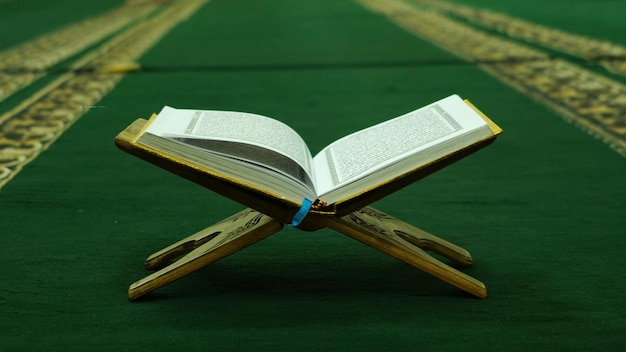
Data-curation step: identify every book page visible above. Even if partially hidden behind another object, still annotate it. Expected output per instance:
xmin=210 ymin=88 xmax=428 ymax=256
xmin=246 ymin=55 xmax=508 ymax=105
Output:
xmin=137 ymin=133 xmax=317 ymax=203
xmin=145 ymin=106 xmax=315 ymax=189
xmin=312 ymin=95 xmax=489 ymax=198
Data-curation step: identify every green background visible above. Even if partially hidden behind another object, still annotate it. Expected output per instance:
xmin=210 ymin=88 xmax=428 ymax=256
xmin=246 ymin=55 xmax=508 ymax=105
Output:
xmin=1 ymin=0 xmax=624 ymax=350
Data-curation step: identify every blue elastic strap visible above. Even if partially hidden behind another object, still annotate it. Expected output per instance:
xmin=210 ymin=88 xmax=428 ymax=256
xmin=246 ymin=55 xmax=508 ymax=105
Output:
xmin=290 ymin=198 xmax=313 ymax=227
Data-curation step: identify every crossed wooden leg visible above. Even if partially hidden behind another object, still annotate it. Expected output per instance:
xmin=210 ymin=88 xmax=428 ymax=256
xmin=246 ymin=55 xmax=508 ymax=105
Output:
xmin=128 ymin=209 xmax=283 ymax=301
xmin=128 ymin=207 xmax=486 ymax=301
xmin=328 ymin=207 xmax=487 ymax=299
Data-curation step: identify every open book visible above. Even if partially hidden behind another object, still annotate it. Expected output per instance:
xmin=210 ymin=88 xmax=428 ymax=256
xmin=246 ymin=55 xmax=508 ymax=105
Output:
xmin=135 ymin=95 xmax=500 ymax=206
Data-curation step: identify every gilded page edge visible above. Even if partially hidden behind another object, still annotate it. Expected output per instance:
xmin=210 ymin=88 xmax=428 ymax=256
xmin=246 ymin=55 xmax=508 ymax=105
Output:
xmin=464 ymin=99 xmax=503 ymax=135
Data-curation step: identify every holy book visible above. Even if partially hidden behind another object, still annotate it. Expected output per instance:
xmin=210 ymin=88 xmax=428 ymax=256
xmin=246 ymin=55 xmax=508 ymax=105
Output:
xmin=133 ymin=94 xmax=501 ymax=207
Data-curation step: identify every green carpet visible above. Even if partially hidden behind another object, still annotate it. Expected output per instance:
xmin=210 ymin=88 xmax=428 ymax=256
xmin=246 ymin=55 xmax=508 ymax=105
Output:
xmin=1 ymin=0 xmax=624 ymax=350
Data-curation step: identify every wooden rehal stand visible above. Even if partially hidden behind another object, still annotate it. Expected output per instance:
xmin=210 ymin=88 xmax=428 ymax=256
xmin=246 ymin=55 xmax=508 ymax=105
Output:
xmin=116 ymin=106 xmax=501 ymax=301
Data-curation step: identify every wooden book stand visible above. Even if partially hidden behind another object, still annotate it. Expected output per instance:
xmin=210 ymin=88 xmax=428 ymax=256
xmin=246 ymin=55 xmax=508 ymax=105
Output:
xmin=116 ymin=104 xmax=501 ymax=301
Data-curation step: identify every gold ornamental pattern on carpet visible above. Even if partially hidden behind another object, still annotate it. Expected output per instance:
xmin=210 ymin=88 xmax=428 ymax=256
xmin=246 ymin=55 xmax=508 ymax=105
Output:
xmin=358 ymin=0 xmax=626 ymax=156
xmin=0 ymin=0 xmax=209 ymax=189
xmin=0 ymin=3 xmax=160 ymax=102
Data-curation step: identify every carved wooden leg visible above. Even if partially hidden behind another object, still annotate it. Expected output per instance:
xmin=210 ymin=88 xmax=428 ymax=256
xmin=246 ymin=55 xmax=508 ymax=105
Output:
xmin=327 ymin=207 xmax=487 ymax=298
xmin=128 ymin=209 xmax=283 ymax=301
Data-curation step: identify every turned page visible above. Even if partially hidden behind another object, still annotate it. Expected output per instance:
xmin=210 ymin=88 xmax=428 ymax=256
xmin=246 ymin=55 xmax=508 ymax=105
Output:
xmin=143 ymin=106 xmax=316 ymax=189
xmin=312 ymin=95 xmax=491 ymax=199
